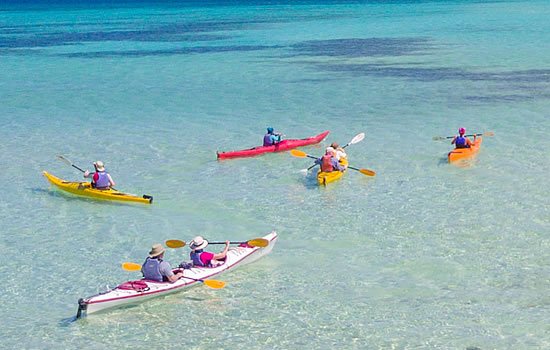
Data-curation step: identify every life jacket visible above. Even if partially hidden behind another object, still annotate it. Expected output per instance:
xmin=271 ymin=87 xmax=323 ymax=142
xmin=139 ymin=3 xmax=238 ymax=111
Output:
xmin=142 ymin=257 xmax=164 ymax=282
xmin=94 ymin=171 xmax=110 ymax=188
xmin=320 ymin=154 xmax=334 ymax=172
xmin=190 ymin=250 xmax=208 ymax=267
xmin=263 ymin=133 xmax=273 ymax=146
xmin=455 ymin=136 xmax=470 ymax=149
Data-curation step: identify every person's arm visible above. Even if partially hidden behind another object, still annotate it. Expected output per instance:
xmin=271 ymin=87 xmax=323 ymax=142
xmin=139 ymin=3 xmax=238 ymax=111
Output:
xmin=168 ymin=270 xmax=184 ymax=283
xmin=160 ymin=262 xmax=183 ymax=283
xmin=107 ymin=174 xmax=115 ymax=187
xmin=271 ymin=134 xmax=281 ymax=144
xmin=212 ymin=241 xmax=230 ymax=260
xmin=333 ymin=158 xmax=346 ymax=171
xmin=83 ymin=171 xmax=93 ymax=178
xmin=314 ymin=157 xmax=322 ymax=165
xmin=451 ymin=136 xmax=457 ymax=145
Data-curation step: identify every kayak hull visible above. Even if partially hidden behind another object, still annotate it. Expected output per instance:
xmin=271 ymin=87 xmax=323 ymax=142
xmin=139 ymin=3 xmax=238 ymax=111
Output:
xmin=217 ymin=131 xmax=329 ymax=159
xmin=77 ymin=231 xmax=277 ymax=317
xmin=43 ymin=171 xmax=152 ymax=204
xmin=317 ymin=158 xmax=348 ymax=186
xmin=448 ymin=137 xmax=482 ymax=163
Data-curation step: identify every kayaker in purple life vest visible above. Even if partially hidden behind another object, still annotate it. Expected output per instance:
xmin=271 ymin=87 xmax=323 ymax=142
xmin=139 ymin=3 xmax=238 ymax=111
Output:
xmin=142 ymin=243 xmax=184 ymax=283
xmin=83 ymin=160 xmax=115 ymax=190
xmin=451 ymin=127 xmax=476 ymax=149
xmin=189 ymin=236 xmax=230 ymax=267
xmin=315 ymin=147 xmax=347 ymax=172
xmin=263 ymin=127 xmax=282 ymax=146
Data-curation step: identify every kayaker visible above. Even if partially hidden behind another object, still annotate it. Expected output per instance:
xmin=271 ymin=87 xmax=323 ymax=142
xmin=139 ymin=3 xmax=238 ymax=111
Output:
xmin=451 ymin=127 xmax=476 ymax=149
xmin=190 ymin=236 xmax=230 ymax=267
xmin=315 ymin=147 xmax=347 ymax=172
xmin=263 ymin=127 xmax=282 ymax=146
xmin=330 ymin=142 xmax=347 ymax=161
xmin=83 ymin=161 xmax=115 ymax=190
xmin=142 ymin=243 xmax=184 ymax=283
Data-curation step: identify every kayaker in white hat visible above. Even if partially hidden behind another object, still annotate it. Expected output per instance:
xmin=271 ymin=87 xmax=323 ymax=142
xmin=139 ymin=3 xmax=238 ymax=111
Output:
xmin=189 ymin=236 xmax=230 ymax=267
xmin=142 ymin=243 xmax=184 ymax=283
xmin=315 ymin=147 xmax=346 ymax=173
xmin=330 ymin=142 xmax=347 ymax=161
xmin=83 ymin=160 xmax=115 ymax=190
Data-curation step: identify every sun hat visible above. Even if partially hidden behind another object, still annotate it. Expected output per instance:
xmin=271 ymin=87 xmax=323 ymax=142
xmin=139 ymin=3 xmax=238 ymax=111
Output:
xmin=190 ymin=236 xmax=209 ymax=251
xmin=267 ymin=127 xmax=274 ymax=133
xmin=458 ymin=127 xmax=466 ymax=134
xmin=93 ymin=160 xmax=105 ymax=171
xmin=325 ymin=146 xmax=335 ymax=154
xmin=149 ymin=243 xmax=165 ymax=258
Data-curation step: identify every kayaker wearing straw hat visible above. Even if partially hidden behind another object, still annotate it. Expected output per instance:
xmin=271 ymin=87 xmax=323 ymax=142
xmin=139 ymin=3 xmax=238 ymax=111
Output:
xmin=83 ymin=160 xmax=115 ymax=190
xmin=142 ymin=243 xmax=184 ymax=283
xmin=190 ymin=236 xmax=230 ymax=267
xmin=330 ymin=142 xmax=347 ymax=161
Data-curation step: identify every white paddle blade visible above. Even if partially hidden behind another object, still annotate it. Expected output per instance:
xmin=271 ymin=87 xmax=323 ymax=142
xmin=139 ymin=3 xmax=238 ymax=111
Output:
xmin=350 ymin=132 xmax=365 ymax=144
xmin=56 ymin=154 xmax=72 ymax=166
xmin=299 ymin=168 xmax=309 ymax=175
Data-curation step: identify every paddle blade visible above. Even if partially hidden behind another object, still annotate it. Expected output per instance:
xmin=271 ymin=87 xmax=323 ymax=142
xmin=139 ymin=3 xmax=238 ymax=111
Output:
xmin=360 ymin=169 xmax=376 ymax=176
xmin=290 ymin=149 xmax=307 ymax=158
xmin=299 ymin=168 xmax=309 ymax=175
xmin=56 ymin=154 xmax=72 ymax=166
xmin=122 ymin=262 xmax=142 ymax=271
xmin=432 ymin=136 xmax=444 ymax=141
xmin=483 ymin=131 xmax=495 ymax=137
xmin=203 ymin=279 xmax=226 ymax=289
xmin=166 ymin=239 xmax=186 ymax=248
xmin=247 ymin=238 xmax=269 ymax=247
xmin=350 ymin=132 xmax=365 ymax=145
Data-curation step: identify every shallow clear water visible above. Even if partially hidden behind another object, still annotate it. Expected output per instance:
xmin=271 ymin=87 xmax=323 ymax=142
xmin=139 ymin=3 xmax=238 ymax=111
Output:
xmin=1 ymin=0 xmax=550 ymax=348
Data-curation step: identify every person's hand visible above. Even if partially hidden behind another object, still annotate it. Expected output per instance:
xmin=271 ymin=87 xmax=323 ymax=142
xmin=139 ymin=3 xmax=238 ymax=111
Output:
xmin=83 ymin=170 xmax=90 ymax=177
xmin=225 ymin=240 xmax=230 ymax=246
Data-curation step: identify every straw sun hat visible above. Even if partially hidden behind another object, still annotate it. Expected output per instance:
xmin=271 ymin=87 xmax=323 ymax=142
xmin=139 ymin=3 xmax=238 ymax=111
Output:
xmin=149 ymin=243 xmax=165 ymax=257
xmin=190 ymin=236 xmax=209 ymax=251
xmin=93 ymin=160 xmax=105 ymax=171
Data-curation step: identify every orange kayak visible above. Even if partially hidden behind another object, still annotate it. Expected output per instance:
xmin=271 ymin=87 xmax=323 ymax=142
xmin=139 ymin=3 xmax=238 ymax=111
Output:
xmin=448 ymin=137 xmax=482 ymax=162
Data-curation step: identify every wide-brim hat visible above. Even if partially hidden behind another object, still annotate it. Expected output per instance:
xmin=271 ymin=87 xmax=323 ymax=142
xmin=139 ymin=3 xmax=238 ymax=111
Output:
xmin=149 ymin=243 xmax=165 ymax=257
xmin=93 ymin=160 xmax=105 ymax=171
xmin=190 ymin=236 xmax=208 ymax=251
xmin=325 ymin=146 xmax=335 ymax=154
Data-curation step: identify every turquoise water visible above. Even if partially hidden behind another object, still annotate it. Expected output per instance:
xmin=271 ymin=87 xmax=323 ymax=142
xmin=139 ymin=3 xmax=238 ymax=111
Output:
xmin=2 ymin=0 xmax=550 ymax=348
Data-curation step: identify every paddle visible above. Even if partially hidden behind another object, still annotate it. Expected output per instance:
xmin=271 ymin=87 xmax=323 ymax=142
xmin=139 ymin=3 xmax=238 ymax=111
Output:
xmin=122 ymin=262 xmax=226 ymax=289
xmin=165 ymin=238 xmax=269 ymax=249
xmin=432 ymin=131 xmax=495 ymax=141
xmin=291 ymin=149 xmax=375 ymax=176
xmin=300 ymin=133 xmax=365 ymax=174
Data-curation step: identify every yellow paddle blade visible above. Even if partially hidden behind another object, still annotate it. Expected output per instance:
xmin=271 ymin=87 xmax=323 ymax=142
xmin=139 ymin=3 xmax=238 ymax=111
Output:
xmin=290 ymin=149 xmax=307 ymax=158
xmin=360 ymin=169 xmax=375 ymax=176
xmin=247 ymin=238 xmax=269 ymax=247
xmin=203 ymin=279 xmax=226 ymax=289
xmin=122 ymin=262 xmax=142 ymax=271
xmin=165 ymin=239 xmax=186 ymax=248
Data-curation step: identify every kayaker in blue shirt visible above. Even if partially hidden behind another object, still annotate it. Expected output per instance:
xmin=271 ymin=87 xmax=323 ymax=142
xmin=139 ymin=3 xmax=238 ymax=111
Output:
xmin=142 ymin=243 xmax=184 ymax=283
xmin=83 ymin=160 xmax=115 ymax=190
xmin=263 ymin=127 xmax=282 ymax=146
xmin=451 ymin=127 xmax=476 ymax=149
xmin=315 ymin=147 xmax=347 ymax=172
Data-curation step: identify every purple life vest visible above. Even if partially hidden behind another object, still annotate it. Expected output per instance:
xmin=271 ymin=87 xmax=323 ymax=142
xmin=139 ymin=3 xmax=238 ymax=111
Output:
xmin=263 ymin=133 xmax=273 ymax=146
xmin=455 ymin=136 xmax=469 ymax=149
xmin=191 ymin=250 xmax=208 ymax=267
xmin=95 ymin=171 xmax=110 ymax=188
xmin=142 ymin=257 xmax=163 ymax=282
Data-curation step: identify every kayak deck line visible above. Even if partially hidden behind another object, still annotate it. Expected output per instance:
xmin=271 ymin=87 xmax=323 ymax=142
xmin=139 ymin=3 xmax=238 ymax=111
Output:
xmin=76 ymin=232 xmax=277 ymax=318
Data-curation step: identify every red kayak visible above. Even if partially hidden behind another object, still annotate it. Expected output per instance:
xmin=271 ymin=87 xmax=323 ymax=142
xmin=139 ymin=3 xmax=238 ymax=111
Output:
xmin=217 ymin=131 xmax=329 ymax=159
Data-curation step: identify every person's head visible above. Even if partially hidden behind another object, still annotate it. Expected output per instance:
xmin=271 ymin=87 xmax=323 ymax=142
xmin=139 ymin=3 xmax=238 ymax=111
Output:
xmin=190 ymin=236 xmax=209 ymax=251
xmin=458 ymin=127 xmax=466 ymax=136
xmin=149 ymin=243 xmax=165 ymax=258
xmin=93 ymin=160 xmax=105 ymax=171
xmin=267 ymin=127 xmax=274 ymax=134
xmin=325 ymin=146 xmax=335 ymax=155
xmin=330 ymin=142 xmax=339 ymax=149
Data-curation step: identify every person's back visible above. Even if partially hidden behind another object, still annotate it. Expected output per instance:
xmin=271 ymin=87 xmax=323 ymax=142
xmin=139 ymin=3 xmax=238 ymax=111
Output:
xmin=142 ymin=243 xmax=183 ymax=283
xmin=452 ymin=128 xmax=473 ymax=149
xmin=263 ymin=127 xmax=281 ymax=146
xmin=84 ymin=160 xmax=115 ymax=190
xmin=142 ymin=256 xmax=166 ymax=282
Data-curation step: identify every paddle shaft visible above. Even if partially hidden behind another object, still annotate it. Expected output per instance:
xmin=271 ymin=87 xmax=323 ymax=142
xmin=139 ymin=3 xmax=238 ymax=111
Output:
xmin=445 ymin=133 xmax=482 ymax=139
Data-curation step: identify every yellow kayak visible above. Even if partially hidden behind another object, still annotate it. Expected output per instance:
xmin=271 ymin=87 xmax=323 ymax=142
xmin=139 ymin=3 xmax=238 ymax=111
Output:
xmin=317 ymin=158 xmax=348 ymax=186
xmin=43 ymin=171 xmax=153 ymax=204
